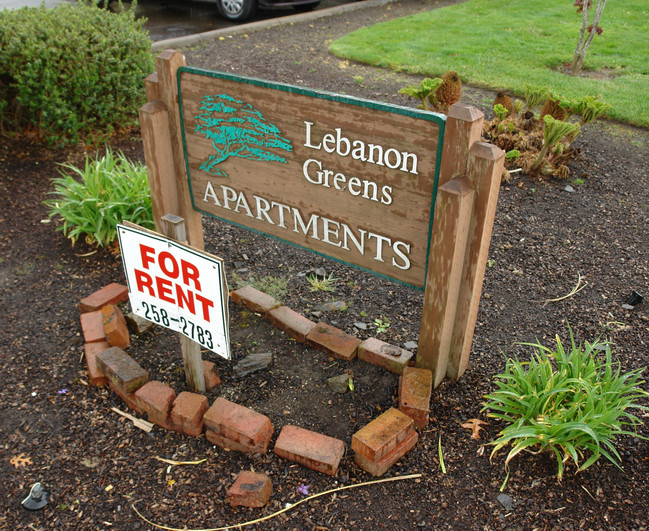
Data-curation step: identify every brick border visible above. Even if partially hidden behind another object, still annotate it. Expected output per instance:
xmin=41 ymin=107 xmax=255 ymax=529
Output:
xmin=80 ymin=283 xmax=433 ymax=484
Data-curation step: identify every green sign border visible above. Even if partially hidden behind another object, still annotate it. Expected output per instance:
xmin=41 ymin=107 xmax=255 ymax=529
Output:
xmin=177 ymin=66 xmax=446 ymax=291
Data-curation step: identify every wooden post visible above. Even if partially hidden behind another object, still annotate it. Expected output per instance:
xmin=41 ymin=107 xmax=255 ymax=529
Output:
xmin=161 ymin=214 xmax=206 ymax=393
xmin=446 ymin=142 xmax=504 ymax=380
xmin=155 ymin=50 xmax=204 ymax=250
xmin=417 ymin=178 xmax=474 ymax=387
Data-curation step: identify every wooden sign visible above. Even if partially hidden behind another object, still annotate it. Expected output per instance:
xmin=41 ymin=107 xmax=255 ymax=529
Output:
xmin=177 ymin=68 xmax=445 ymax=289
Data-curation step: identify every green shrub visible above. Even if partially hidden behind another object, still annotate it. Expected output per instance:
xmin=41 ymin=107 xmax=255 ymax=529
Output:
xmin=482 ymin=329 xmax=649 ymax=479
xmin=0 ymin=2 xmax=153 ymax=146
xmin=45 ymin=148 xmax=154 ymax=247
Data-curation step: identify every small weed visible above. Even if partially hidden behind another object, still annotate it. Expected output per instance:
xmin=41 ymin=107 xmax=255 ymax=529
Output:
xmin=14 ymin=262 xmax=34 ymax=276
xmin=307 ymin=272 xmax=339 ymax=292
xmin=353 ymin=75 xmax=363 ymax=85
xmin=374 ymin=317 xmax=390 ymax=334
xmin=233 ymin=272 xmax=290 ymax=300
xmin=487 ymin=259 xmax=496 ymax=268
xmin=572 ymin=178 xmax=585 ymax=186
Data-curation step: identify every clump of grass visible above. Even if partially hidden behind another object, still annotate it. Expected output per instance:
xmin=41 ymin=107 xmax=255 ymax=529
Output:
xmin=307 ymin=272 xmax=339 ymax=292
xmin=44 ymin=148 xmax=153 ymax=247
xmin=482 ymin=328 xmax=649 ymax=479
xmin=232 ymin=272 xmax=290 ymax=301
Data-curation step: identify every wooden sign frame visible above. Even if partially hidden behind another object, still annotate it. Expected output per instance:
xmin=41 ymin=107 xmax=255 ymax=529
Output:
xmin=140 ymin=50 xmax=504 ymax=388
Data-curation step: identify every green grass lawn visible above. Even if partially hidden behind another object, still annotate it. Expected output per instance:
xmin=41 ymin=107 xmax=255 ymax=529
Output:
xmin=330 ymin=0 xmax=649 ymax=127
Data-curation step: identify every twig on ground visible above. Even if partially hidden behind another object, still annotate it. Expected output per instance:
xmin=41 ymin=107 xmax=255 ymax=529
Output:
xmin=538 ymin=272 xmax=588 ymax=306
xmin=110 ymin=407 xmax=153 ymax=432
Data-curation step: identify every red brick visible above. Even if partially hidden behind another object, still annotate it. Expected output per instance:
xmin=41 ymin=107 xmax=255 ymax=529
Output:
xmin=358 ymin=338 xmax=414 ymax=375
xmin=170 ymin=391 xmax=208 ymax=437
xmin=109 ymin=381 xmax=139 ymax=412
xmin=351 ymin=408 xmax=414 ymax=463
xmin=354 ymin=430 xmax=418 ymax=477
xmin=101 ymin=304 xmax=130 ymax=350
xmin=84 ymin=341 xmax=111 ymax=386
xmin=399 ymin=366 xmax=433 ymax=428
xmin=202 ymin=360 xmax=221 ymax=392
xmin=134 ymin=381 xmax=176 ymax=428
xmin=80 ymin=310 xmax=106 ymax=344
xmin=203 ymin=397 xmax=273 ymax=454
xmin=80 ymin=283 xmax=129 ymax=313
xmin=231 ymin=285 xmax=281 ymax=315
xmin=306 ymin=322 xmax=360 ymax=361
xmin=273 ymin=425 xmax=344 ymax=476
xmin=227 ymin=471 xmax=272 ymax=508
xmin=96 ymin=347 xmax=148 ymax=394
xmin=267 ymin=306 xmax=317 ymax=342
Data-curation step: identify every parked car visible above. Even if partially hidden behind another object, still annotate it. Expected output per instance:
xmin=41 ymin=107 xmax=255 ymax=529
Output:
xmin=216 ymin=0 xmax=320 ymax=21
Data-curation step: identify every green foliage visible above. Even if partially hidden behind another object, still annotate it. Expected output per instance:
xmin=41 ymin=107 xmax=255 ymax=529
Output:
xmin=523 ymin=85 xmax=548 ymax=110
xmin=576 ymin=96 xmax=612 ymax=124
xmin=543 ymin=115 xmax=580 ymax=147
xmin=233 ymin=272 xmax=290 ymax=301
xmin=45 ymin=148 xmax=154 ymax=247
xmin=307 ymin=272 xmax=339 ymax=292
xmin=493 ymin=104 xmax=509 ymax=121
xmin=482 ymin=330 xmax=649 ymax=479
xmin=398 ymin=77 xmax=443 ymax=110
xmin=505 ymin=150 xmax=521 ymax=162
xmin=0 ymin=2 xmax=153 ymax=146
xmin=373 ymin=317 xmax=390 ymax=334
xmin=330 ymin=0 xmax=648 ymax=126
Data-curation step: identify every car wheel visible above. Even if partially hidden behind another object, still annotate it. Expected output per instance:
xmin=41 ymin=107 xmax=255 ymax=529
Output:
xmin=293 ymin=1 xmax=320 ymax=12
xmin=216 ymin=0 xmax=256 ymax=21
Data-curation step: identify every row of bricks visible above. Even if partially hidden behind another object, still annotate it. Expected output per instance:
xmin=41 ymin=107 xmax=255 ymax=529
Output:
xmin=80 ymin=283 xmax=433 ymax=477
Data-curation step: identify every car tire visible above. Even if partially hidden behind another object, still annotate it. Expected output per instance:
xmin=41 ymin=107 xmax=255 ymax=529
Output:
xmin=216 ymin=0 xmax=256 ymax=21
xmin=293 ymin=1 xmax=320 ymax=12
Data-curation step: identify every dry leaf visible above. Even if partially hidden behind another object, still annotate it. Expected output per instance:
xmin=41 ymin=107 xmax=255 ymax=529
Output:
xmin=10 ymin=453 xmax=33 ymax=468
xmin=461 ymin=418 xmax=488 ymax=440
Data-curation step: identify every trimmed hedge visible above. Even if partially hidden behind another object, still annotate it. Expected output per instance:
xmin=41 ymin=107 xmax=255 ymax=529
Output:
xmin=0 ymin=2 xmax=154 ymax=146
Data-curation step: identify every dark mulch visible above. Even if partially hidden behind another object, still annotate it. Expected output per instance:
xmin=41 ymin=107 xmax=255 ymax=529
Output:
xmin=1 ymin=0 xmax=649 ymax=529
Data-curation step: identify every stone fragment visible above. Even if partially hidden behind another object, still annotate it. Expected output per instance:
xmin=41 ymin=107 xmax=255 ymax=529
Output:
xmin=202 ymin=360 xmax=221 ymax=391
xmin=170 ymin=391 xmax=208 ymax=437
xmin=96 ymin=347 xmax=148 ymax=394
xmin=315 ymin=301 xmax=347 ymax=312
xmin=233 ymin=352 xmax=273 ymax=379
xmin=80 ymin=310 xmax=106 ymax=344
xmin=134 ymin=381 xmax=176 ymax=428
xmin=267 ymin=306 xmax=317 ymax=342
xmin=227 ymin=471 xmax=273 ymax=508
xmin=101 ymin=304 xmax=130 ymax=350
xmin=79 ymin=283 xmax=128 ymax=313
xmin=306 ymin=322 xmax=360 ymax=361
xmin=354 ymin=322 xmax=368 ymax=331
xmin=358 ymin=337 xmax=414 ymax=375
xmin=497 ymin=493 xmax=515 ymax=511
xmin=403 ymin=341 xmax=418 ymax=351
xmin=327 ymin=373 xmax=350 ymax=394
xmin=84 ymin=341 xmax=111 ymax=386
xmin=204 ymin=397 xmax=273 ymax=454
xmin=399 ymin=366 xmax=433 ymax=428
xmin=125 ymin=312 xmax=154 ymax=335
xmin=231 ymin=285 xmax=281 ymax=315
xmin=274 ymin=425 xmax=345 ymax=476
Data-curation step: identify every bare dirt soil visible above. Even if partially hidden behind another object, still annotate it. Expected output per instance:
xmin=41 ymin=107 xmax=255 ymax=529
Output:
xmin=1 ymin=0 xmax=649 ymax=529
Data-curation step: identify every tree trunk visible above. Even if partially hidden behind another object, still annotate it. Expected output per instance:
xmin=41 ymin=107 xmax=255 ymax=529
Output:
xmin=570 ymin=0 xmax=607 ymax=75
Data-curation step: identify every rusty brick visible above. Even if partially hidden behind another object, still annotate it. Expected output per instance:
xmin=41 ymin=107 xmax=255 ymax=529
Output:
xmin=101 ymin=304 xmax=130 ymax=350
xmin=358 ymin=337 xmax=414 ymax=375
xmin=80 ymin=283 xmax=129 ymax=313
xmin=306 ymin=322 xmax=360 ymax=361
xmin=267 ymin=306 xmax=317 ymax=342
xmin=202 ymin=360 xmax=221 ymax=392
xmin=203 ymin=397 xmax=273 ymax=454
xmin=351 ymin=408 xmax=414 ymax=463
xmin=80 ymin=310 xmax=106 ymax=344
xmin=84 ymin=341 xmax=111 ymax=386
xmin=273 ymin=425 xmax=344 ymax=476
xmin=96 ymin=347 xmax=148 ymax=394
xmin=109 ymin=382 xmax=139 ymax=412
xmin=170 ymin=391 xmax=208 ymax=437
xmin=227 ymin=471 xmax=272 ymax=508
xmin=354 ymin=430 xmax=418 ymax=477
xmin=134 ymin=381 xmax=176 ymax=428
xmin=399 ymin=366 xmax=433 ymax=428
xmin=231 ymin=285 xmax=281 ymax=315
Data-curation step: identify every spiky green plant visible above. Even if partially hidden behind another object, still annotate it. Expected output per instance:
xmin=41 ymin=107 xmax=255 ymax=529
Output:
xmin=483 ymin=330 xmax=648 ymax=479
xmin=523 ymin=85 xmax=548 ymax=110
xmin=577 ymin=96 xmax=611 ymax=124
xmin=531 ymin=116 xmax=580 ymax=171
xmin=45 ymin=148 xmax=153 ymax=247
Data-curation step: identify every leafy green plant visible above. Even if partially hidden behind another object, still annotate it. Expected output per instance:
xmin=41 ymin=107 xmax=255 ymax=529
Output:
xmin=530 ymin=115 xmax=581 ymax=172
xmin=45 ymin=148 xmax=154 ymax=247
xmin=307 ymin=272 xmax=339 ymax=292
xmin=0 ymin=2 xmax=153 ymax=145
xmin=493 ymin=104 xmax=510 ymax=121
xmin=373 ymin=317 xmax=390 ymax=334
xmin=482 ymin=329 xmax=649 ymax=479
xmin=398 ymin=77 xmax=443 ymax=111
xmin=505 ymin=149 xmax=521 ymax=162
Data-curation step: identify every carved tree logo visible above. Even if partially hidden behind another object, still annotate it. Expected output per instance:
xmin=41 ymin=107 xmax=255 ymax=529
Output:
xmin=194 ymin=94 xmax=293 ymax=177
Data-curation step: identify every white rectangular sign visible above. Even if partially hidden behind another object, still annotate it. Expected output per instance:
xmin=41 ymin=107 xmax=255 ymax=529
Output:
xmin=117 ymin=223 xmax=230 ymax=360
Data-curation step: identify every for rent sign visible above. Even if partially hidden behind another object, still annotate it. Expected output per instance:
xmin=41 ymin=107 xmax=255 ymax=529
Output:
xmin=117 ymin=223 xmax=230 ymax=359
xmin=178 ymin=68 xmax=445 ymax=289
